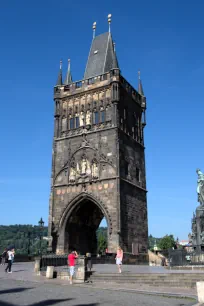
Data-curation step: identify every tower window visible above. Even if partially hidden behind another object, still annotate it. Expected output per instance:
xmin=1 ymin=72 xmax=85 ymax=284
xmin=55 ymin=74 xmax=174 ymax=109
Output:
xmin=70 ymin=118 xmax=74 ymax=129
xmin=125 ymin=161 xmax=129 ymax=176
xmin=94 ymin=112 xmax=99 ymax=124
xmin=136 ymin=168 xmax=140 ymax=182
xmin=75 ymin=117 xmax=79 ymax=128
xmin=62 ymin=118 xmax=67 ymax=132
xmin=101 ymin=110 xmax=105 ymax=123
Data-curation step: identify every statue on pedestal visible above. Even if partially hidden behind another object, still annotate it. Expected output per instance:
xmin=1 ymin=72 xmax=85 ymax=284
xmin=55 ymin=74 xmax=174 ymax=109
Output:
xmin=196 ymin=169 xmax=204 ymax=206
xmin=69 ymin=167 xmax=76 ymax=182
xmin=81 ymin=156 xmax=87 ymax=175
xmin=79 ymin=112 xmax=85 ymax=126
xmin=86 ymin=111 xmax=91 ymax=125
xmin=92 ymin=160 xmax=99 ymax=179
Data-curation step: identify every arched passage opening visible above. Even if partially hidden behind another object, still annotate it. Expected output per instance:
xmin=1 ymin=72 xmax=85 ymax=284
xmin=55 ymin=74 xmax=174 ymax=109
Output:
xmin=64 ymin=197 xmax=108 ymax=255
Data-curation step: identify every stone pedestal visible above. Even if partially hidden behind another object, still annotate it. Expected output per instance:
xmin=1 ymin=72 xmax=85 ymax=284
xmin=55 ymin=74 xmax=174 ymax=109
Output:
xmin=74 ymin=257 xmax=86 ymax=283
xmin=34 ymin=258 xmax=41 ymax=273
xmin=196 ymin=281 xmax=204 ymax=303
xmin=46 ymin=266 xmax=54 ymax=279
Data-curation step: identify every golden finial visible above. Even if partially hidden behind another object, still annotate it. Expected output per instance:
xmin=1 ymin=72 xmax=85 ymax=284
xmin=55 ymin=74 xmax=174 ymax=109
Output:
xmin=108 ymin=14 xmax=112 ymax=33
xmin=93 ymin=21 xmax=97 ymax=38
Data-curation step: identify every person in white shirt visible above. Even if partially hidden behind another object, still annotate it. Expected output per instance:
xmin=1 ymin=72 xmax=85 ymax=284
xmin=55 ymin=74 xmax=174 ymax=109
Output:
xmin=5 ymin=249 xmax=15 ymax=273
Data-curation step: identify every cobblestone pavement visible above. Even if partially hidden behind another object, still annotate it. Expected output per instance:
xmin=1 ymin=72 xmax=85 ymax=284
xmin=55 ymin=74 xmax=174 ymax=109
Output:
xmin=0 ymin=263 xmax=197 ymax=306
xmin=0 ymin=278 xmax=196 ymax=306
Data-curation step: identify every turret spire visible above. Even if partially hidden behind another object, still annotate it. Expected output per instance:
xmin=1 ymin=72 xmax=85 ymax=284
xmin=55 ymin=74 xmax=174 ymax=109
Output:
xmin=93 ymin=22 xmax=96 ymax=39
xmin=138 ymin=70 xmax=144 ymax=96
xmin=108 ymin=14 xmax=112 ymax=33
xmin=56 ymin=60 xmax=62 ymax=86
xmin=64 ymin=59 xmax=72 ymax=85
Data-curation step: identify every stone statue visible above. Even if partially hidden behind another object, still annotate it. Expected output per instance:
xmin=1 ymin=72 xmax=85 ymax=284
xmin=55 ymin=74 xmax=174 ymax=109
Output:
xmin=86 ymin=111 xmax=91 ymax=125
xmin=79 ymin=112 xmax=85 ymax=126
xmin=81 ymin=157 xmax=87 ymax=175
xmin=92 ymin=161 xmax=99 ymax=179
xmin=86 ymin=160 xmax=91 ymax=175
xmin=69 ymin=167 xmax=76 ymax=182
xmin=196 ymin=169 xmax=204 ymax=205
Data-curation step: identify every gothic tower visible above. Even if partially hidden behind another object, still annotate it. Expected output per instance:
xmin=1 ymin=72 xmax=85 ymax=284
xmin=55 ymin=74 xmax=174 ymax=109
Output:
xmin=48 ymin=17 xmax=148 ymax=255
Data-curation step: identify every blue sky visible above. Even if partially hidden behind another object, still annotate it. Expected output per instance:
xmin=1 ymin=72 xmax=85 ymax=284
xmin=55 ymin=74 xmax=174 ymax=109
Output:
xmin=0 ymin=0 xmax=203 ymax=240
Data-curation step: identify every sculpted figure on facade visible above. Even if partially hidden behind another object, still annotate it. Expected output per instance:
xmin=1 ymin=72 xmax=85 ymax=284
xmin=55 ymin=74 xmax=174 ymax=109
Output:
xmin=69 ymin=166 xmax=76 ymax=182
xmin=79 ymin=111 xmax=85 ymax=126
xmin=92 ymin=160 xmax=99 ymax=179
xmin=86 ymin=110 xmax=91 ymax=125
xmin=81 ymin=155 xmax=87 ymax=175
xmin=196 ymin=169 xmax=204 ymax=205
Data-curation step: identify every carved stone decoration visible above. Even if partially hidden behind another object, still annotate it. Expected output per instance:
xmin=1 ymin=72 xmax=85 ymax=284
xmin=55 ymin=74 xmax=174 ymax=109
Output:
xmin=81 ymin=154 xmax=87 ymax=175
xmin=196 ymin=169 xmax=204 ymax=206
xmin=92 ymin=159 xmax=99 ymax=179
xmin=86 ymin=110 xmax=91 ymax=125
xmin=79 ymin=111 xmax=85 ymax=126
xmin=201 ymin=232 xmax=204 ymax=243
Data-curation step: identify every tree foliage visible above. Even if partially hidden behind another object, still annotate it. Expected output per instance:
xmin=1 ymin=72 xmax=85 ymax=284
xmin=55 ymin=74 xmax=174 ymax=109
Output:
xmin=96 ymin=227 xmax=107 ymax=254
xmin=0 ymin=225 xmax=48 ymax=255
xmin=158 ymin=234 xmax=175 ymax=250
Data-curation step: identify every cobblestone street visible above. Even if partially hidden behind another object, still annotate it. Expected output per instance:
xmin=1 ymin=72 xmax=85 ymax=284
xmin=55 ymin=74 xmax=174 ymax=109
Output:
xmin=0 ymin=263 xmax=196 ymax=306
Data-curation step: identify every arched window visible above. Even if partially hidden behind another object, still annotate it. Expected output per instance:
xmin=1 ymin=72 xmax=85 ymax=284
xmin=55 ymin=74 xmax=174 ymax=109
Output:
xmin=70 ymin=118 xmax=74 ymax=129
xmin=100 ymin=110 xmax=105 ymax=123
xmin=75 ymin=116 xmax=79 ymax=128
xmin=94 ymin=112 xmax=99 ymax=124
xmin=62 ymin=117 xmax=67 ymax=132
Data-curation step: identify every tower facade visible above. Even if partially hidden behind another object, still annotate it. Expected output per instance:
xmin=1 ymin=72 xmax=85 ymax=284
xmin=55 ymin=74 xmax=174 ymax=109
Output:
xmin=48 ymin=22 xmax=148 ymax=255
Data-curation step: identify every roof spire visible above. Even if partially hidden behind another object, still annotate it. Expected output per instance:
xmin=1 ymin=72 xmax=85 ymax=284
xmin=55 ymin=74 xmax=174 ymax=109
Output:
xmin=64 ymin=59 xmax=72 ymax=85
xmin=138 ymin=70 xmax=144 ymax=96
xmin=108 ymin=14 xmax=112 ymax=33
xmin=56 ymin=60 xmax=63 ymax=86
xmin=113 ymin=42 xmax=116 ymax=52
xmin=93 ymin=22 xmax=96 ymax=39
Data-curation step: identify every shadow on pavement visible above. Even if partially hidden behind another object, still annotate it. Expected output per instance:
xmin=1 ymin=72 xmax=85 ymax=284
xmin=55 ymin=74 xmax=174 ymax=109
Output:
xmin=0 ymin=287 xmax=33 ymax=295
xmin=0 ymin=298 xmax=74 ymax=306
xmin=0 ymin=298 xmax=100 ymax=306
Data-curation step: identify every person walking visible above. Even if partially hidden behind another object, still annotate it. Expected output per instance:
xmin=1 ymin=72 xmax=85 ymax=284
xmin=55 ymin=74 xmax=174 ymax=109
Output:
xmin=1 ymin=249 xmax=7 ymax=265
xmin=68 ymin=250 xmax=78 ymax=285
xmin=115 ymin=246 xmax=123 ymax=273
xmin=86 ymin=252 xmax=92 ymax=272
xmin=5 ymin=248 xmax=15 ymax=273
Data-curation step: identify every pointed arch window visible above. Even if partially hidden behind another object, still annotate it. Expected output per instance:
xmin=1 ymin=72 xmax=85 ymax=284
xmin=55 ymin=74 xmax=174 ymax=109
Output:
xmin=70 ymin=118 xmax=74 ymax=129
xmin=100 ymin=110 xmax=105 ymax=123
xmin=94 ymin=111 xmax=99 ymax=124
xmin=62 ymin=117 xmax=67 ymax=132
xmin=75 ymin=116 xmax=79 ymax=128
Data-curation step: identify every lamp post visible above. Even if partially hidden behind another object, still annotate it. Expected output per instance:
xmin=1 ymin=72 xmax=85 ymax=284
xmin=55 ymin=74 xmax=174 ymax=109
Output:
xmin=38 ymin=217 xmax=44 ymax=255
xmin=27 ymin=231 xmax=31 ymax=256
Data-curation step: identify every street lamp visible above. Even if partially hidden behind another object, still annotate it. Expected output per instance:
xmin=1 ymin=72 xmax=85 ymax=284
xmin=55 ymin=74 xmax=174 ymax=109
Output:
xmin=38 ymin=217 xmax=44 ymax=255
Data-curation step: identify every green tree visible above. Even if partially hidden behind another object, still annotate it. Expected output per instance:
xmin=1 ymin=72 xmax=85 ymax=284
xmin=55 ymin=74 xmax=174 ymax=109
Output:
xmin=97 ymin=233 xmax=107 ymax=254
xmin=158 ymin=234 xmax=175 ymax=250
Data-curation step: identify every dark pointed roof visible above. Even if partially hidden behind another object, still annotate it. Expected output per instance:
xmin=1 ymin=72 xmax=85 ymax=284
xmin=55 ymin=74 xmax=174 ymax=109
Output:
xmin=138 ymin=71 xmax=144 ymax=96
xmin=138 ymin=79 xmax=144 ymax=96
xmin=56 ymin=61 xmax=62 ymax=86
xmin=84 ymin=32 xmax=119 ymax=79
xmin=64 ymin=59 xmax=72 ymax=85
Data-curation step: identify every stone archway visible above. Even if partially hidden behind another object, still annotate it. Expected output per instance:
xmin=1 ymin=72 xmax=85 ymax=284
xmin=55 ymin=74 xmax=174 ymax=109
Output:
xmin=57 ymin=193 xmax=110 ymax=254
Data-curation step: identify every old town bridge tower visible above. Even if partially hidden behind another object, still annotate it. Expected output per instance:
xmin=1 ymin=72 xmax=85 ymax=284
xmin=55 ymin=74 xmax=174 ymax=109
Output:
xmin=48 ymin=17 xmax=148 ymax=255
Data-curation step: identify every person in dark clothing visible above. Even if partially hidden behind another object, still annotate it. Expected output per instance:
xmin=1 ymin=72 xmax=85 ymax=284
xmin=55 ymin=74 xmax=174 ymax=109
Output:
xmin=86 ymin=252 xmax=92 ymax=271
xmin=1 ymin=249 xmax=7 ymax=265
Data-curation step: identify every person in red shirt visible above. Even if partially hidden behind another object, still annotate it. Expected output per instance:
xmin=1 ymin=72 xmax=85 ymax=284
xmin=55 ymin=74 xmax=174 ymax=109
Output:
xmin=68 ymin=250 xmax=78 ymax=285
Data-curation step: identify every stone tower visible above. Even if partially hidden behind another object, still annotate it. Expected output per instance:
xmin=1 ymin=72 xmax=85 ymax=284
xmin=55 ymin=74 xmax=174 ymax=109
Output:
xmin=48 ymin=18 xmax=148 ymax=255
